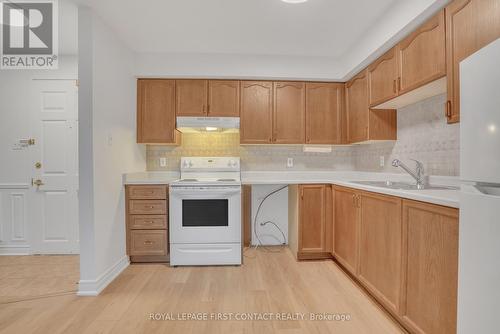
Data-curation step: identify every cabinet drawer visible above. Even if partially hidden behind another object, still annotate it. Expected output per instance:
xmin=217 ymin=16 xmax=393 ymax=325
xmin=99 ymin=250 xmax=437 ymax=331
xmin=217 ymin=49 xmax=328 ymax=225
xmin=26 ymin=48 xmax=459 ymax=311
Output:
xmin=130 ymin=230 xmax=167 ymax=256
xmin=127 ymin=185 xmax=167 ymax=200
xmin=129 ymin=215 xmax=167 ymax=229
xmin=129 ymin=200 xmax=166 ymax=215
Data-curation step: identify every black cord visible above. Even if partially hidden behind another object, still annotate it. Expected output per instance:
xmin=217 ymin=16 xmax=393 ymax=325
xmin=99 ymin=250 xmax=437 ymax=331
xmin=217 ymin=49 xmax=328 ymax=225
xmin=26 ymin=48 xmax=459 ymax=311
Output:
xmin=252 ymin=185 xmax=288 ymax=252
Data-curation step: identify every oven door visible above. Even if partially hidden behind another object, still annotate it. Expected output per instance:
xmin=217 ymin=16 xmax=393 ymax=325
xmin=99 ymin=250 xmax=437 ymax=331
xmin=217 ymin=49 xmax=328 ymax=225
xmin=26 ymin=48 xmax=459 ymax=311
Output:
xmin=169 ymin=186 xmax=241 ymax=244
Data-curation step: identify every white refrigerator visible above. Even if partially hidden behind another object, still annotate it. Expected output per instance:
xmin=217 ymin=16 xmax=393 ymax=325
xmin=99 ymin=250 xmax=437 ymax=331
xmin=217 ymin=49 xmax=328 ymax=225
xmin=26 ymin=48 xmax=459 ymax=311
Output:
xmin=458 ymin=38 xmax=500 ymax=334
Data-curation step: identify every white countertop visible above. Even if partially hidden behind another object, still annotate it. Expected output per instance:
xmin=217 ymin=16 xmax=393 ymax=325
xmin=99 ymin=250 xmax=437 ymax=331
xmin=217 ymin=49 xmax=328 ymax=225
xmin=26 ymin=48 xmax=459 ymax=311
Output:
xmin=123 ymin=170 xmax=460 ymax=208
xmin=123 ymin=171 xmax=180 ymax=185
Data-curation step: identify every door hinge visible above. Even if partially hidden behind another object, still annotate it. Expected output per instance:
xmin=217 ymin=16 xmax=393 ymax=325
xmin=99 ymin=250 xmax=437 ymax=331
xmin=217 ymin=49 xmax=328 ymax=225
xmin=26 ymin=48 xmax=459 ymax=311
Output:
xmin=75 ymin=79 xmax=79 ymax=87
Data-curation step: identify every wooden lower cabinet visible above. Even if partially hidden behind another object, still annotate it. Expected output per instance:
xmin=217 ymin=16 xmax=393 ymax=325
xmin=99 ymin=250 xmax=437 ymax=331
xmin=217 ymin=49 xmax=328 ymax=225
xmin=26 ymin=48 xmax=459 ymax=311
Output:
xmin=289 ymin=184 xmax=332 ymax=260
xmin=126 ymin=185 xmax=169 ymax=263
xmin=332 ymin=187 xmax=459 ymax=334
xmin=358 ymin=192 xmax=402 ymax=315
xmin=400 ymin=200 xmax=459 ymax=334
xmin=333 ymin=186 xmax=360 ymax=274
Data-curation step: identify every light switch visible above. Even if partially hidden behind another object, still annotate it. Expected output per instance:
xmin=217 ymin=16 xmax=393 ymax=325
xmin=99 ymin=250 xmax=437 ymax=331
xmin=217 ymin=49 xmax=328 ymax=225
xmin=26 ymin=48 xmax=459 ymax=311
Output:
xmin=287 ymin=157 xmax=294 ymax=168
xmin=159 ymin=157 xmax=167 ymax=167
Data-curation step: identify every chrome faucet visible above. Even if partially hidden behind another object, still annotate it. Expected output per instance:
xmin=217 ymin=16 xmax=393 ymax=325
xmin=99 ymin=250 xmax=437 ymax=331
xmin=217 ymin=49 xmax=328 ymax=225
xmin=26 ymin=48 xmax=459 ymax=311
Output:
xmin=392 ymin=159 xmax=425 ymax=189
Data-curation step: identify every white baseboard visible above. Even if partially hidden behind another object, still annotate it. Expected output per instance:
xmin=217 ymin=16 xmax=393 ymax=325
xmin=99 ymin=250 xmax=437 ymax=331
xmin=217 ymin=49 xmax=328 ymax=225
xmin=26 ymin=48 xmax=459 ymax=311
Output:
xmin=0 ymin=245 xmax=30 ymax=255
xmin=77 ymin=255 xmax=129 ymax=296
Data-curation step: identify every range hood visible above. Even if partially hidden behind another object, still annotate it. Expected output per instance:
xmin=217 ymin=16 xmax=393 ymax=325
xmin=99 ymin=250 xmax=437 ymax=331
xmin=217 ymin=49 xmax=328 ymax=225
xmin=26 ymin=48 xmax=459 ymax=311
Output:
xmin=176 ymin=117 xmax=240 ymax=133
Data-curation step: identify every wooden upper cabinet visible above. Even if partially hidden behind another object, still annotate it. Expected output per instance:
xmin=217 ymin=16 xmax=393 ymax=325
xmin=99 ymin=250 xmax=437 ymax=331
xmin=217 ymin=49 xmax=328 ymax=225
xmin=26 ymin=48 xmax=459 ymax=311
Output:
xmin=445 ymin=0 xmax=500 ymax=123
xmin=358 ymin=192 xmax=402 ymax=315
xmin=305 ymin=83 xmax=343 ymax=144
xmin=240 ymin=81 xmax=273 ymax=144
xmin=398 ymin=10 xmax=446 ymax=95
xmin=346 ymin=71 xmax=369 ymax=143
xmin=176 ymin=80 xmax=208 ymax=116
xmin=333 ymin=186 xmax=360 ymax=275
xmin=368 ymin=47 xmax=399 ymax=107
xmin=401 ymin=200 xmax=459 ymax=334
xmin=137 ymin=79 xmax=178 ymax=144
xmin=299 ymin=185 xmax=326 ymax=253
xmin=208 ymin=80 xmax=240 ymax=117
xmin=273 ymin=82 xmax=305 ymax=144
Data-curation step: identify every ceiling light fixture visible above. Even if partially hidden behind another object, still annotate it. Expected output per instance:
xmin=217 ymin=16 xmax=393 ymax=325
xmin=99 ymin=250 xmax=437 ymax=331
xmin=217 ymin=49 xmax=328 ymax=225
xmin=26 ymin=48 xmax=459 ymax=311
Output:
xmin=281 ymin=0 xmax=308 ymax=4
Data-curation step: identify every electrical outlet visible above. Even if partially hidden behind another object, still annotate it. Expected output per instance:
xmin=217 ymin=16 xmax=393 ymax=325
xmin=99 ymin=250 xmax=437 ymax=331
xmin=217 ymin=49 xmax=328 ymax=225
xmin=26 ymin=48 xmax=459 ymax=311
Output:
xmin=379 ymin=156 xmax=385 ymax=167
xmin=159 ymin=157 xmax=167 ymax=167
xmin=287 ymin=157 xmax=294 ymax=168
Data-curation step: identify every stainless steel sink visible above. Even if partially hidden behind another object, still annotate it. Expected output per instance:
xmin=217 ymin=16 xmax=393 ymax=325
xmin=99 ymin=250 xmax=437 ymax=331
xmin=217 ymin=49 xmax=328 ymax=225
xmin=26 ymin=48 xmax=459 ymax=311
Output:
xmin=350 ymin=180 xmax=459 ymax=191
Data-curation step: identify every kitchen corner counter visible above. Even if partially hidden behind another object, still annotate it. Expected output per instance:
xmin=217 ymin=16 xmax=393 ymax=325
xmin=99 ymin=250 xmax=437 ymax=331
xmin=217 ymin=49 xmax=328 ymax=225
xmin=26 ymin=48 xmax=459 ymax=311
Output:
xmin=122 ymin=171 xmax=460 ymax=208
xmin=123 ymin=172 xmax=180 ymax=185
xmin=241 ymin=171 xmax=460 ymax=209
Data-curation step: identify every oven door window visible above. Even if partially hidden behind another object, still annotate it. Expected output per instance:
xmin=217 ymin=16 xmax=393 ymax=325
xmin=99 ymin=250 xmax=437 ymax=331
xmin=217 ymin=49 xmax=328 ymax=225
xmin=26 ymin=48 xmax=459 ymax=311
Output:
xmin=182 ymin=199 xmax=228 ymax=227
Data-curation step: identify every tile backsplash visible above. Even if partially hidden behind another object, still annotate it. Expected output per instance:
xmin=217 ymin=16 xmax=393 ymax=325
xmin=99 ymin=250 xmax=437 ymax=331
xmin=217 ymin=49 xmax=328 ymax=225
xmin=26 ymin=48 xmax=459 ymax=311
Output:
xmin=147 ymin=133 xmax=354 ymax=171
xmin=353 ymin=94 xmax=460 ymax=176
xmin=147 ymin=94 xmax=459 ymax=176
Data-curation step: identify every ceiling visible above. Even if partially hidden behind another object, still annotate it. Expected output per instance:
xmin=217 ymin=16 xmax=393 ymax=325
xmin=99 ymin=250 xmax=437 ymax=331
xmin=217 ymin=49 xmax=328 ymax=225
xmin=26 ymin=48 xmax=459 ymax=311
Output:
xmin=77 ymin=0 xmax=400 ymax=58
xmin=75 ymin=0 xmax=449 ymax=80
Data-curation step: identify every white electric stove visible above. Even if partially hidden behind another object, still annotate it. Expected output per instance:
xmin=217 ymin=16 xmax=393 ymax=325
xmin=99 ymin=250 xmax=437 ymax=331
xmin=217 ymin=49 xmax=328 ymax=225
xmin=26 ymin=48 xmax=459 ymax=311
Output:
xmin=169 ymin=157 xmax=242 ymax=266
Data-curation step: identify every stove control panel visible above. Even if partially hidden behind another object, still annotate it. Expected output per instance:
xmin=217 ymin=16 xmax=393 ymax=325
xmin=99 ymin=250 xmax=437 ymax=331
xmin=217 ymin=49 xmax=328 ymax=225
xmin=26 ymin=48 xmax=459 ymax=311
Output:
xmin=180 ymin=157 xmax=240 ymax=171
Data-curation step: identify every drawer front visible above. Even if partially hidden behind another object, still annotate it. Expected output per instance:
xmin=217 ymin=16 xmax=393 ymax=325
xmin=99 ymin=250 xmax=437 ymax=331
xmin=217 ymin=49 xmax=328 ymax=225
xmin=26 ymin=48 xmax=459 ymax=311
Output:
xmin=130 ymin=230 xmax=167 ymax=256
xmin=129 ymin=200 xmax=166 ymax=215
xmin=127 ymin=185 xmax=167 ymax=200
xmin=129 ymin=215 xmax=167 ymax=229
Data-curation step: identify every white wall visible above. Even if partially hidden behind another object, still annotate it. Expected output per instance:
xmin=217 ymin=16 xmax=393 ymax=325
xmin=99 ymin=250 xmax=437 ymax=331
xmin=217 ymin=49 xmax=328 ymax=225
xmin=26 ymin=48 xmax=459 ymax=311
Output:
xmin=78 ymin=7 xmax=146 ymax=295
xmin=135 ymin=52 xmax=342 ymax=81
xmin=251 ymin=185 xmax=288 ymax=246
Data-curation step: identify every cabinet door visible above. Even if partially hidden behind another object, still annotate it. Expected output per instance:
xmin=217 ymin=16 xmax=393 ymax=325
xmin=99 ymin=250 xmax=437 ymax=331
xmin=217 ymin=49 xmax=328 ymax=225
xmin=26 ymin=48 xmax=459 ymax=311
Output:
xmin=137 ymin=79 xmax=177 ymax=144
xmin=445 ymin=0 xmax=500 ymax=123
xmin=398 ymin=10 xmax=446 ymax=94
xmin=240 ymin=81 xmax=273 ymax=144
xmin=305 ymin=83 xmax=343 ymax=144
xmin=176 ymin=80 xmax=208 ymax=116
xmin=273 ymin=82 xmax=305 ymax=144
xmin=299 ymin=185 xmax=326 ymax=253
xmin=346 ymin=71 xmax=369 ymax=143
xmin=368 ymin=47 xmax=399 ymax=107
xmin=208 ymin=80 xmax=240 ymax=117
xmin=333 ymin=187 xmax=360 ymax=274
xmin=359 ymin=192 xmax=402 ymax=315
xmin=401 ymin=200 xmax=459 ymax=334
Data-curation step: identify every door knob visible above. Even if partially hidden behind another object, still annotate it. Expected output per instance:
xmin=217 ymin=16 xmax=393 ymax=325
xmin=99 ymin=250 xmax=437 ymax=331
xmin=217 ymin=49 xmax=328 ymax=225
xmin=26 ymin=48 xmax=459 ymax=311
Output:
xmin=32 ymin=179 xmax=44 ymax=187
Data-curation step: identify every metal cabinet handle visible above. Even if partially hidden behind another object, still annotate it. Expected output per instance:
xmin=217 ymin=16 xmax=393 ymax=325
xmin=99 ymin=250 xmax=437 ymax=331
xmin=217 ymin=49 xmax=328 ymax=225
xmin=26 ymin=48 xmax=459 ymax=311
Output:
xmin=446 ymin=100 xmax=452 ymax=118
xmin=143 ymin=240 xmax=153 ymax=245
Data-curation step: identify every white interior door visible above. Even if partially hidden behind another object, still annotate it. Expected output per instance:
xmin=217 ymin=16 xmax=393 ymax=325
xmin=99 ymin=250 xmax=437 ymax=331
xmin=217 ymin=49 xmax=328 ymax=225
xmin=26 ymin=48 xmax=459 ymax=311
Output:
xmin=30 ymin=79 xmax=79 ymax=254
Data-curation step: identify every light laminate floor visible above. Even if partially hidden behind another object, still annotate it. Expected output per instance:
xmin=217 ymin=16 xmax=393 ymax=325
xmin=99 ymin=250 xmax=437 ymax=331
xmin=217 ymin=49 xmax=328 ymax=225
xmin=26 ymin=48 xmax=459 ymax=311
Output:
xmin=0 ymin=248 xmax=404 ymax=334
xmin=0 ymin=255 xmax=79 ymax=304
